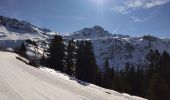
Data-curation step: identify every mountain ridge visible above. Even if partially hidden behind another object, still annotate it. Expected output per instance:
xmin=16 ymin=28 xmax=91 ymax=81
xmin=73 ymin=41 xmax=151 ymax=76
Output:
xmin=1 ymin=15 xmax=170 ymax=69
xmin=66 ymin=26 xmax=170 ymax=68
xmin=0 ymin=16 xmax=58 ymax=39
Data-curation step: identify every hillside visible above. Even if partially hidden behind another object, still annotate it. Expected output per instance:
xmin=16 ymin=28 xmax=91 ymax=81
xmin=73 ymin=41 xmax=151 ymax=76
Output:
xmin=0 ymin=51 xmax=145 ymax=100
xmin=0 ymin=16 xmax=57 ymax=50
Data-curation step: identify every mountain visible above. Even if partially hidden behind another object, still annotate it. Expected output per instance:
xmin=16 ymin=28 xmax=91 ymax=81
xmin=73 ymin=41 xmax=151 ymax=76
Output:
xmin=1 ymin=16 xmax=170 ymax=69
xmin=0 ymin=16 xmax=57 ymax=38
xmin=65 ymin=26 xmax=130 ymax=40
xmin=66 ymin=26 xmax=113 ymax=39
xmin=66 ymin=26 xmax=170 ymax=68
xmin=0 ymin=16 xmax=58 ymax=52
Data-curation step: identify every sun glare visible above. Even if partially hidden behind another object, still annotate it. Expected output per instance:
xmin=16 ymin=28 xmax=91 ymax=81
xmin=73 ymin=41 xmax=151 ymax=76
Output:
xmin=92 ymin=0 xmax=104 ymax=5
xmin=96 ymin=0 xmax=104 ymax=4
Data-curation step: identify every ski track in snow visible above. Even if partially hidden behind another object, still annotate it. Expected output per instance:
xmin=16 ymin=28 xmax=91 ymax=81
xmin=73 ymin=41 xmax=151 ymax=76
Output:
xmin=0 ymin=51 xmax=146 ymax=100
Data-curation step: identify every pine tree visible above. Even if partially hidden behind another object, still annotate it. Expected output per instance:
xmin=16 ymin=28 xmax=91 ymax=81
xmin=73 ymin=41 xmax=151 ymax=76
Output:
xmin=113 ymin=69 xmax=125 ymax=92
xmin=102 ymin=58 xmax=112 ymax=89
xmin=110 ymin=66 xmax=115 ymax=89
xmin=47 ymin=35 xmax=65 ymax=72
xmin=65 ymin=39 xmax=77 ymax=76
xmin=18 ymin=42 xmax=27 ymax=57
xmin=76 ymin=41 xmax=99 ymax=84
xmin=76 ymin=41 xmax=85 ymax=81
xmin=135 ymin=65 xmax=145 ymax=97
xmin=40 ymin=54 xmax=46 ymax=66
xmin=111 ymin=67 xmax=115 ymax=79
xmin=146 ymin=73 xmax=170 ymax=100
xmin=129 ymin=65 xmax=136 ymax=95
xmin=146 ymin=49 xmax=161 ymax=74
xmin=122 ymin=62 xmax=131 ymax=94
xmin=159 ymin=51 xmax=170 ymax=85
xmin=146 ymin=49 xmax=161 ymax=92
xmin=154 ymin=50 xmax=161 ymax=72
xmin=145 ymin=50 xmax=170 ymax=99
xmin=146 ymin=49 xmax=155 ymax=75
xmin=96 ymin=68 xmax=102 ymax=86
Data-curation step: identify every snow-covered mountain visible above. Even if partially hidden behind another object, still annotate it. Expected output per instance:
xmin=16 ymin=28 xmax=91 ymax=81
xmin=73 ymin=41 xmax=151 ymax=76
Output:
xmin=1 ymin=16 xmax=170 ymax=69
xmin=66 ymin=26 xmax=113 ymax=39
xmin=66 ymin=26 xmax=170 ymax=68
xmin=0 ymin=16 xmax=57 ymax=38
xmin=0 ymin=16 xmax=58 ymax=52
xmin=0 ymin=16 xmax=147 ymax=100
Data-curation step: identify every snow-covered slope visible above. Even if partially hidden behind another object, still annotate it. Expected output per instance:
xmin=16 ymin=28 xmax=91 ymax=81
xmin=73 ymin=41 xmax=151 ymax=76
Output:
xmin=0 ymin=16 xmax=57 ymax=49
xmin=0 ymin=51 xmax=146 ymax=100
xmin=66 ymin=26 xmax=170 ymax=68
xmin=0 ymin=16 xmax=57 ymax=38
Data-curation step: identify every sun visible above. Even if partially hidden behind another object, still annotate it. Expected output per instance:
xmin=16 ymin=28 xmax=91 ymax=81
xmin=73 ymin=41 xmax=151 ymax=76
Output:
xmin=96 ymin=0 xmax=104 ymax=5
xmin=91 ymin=0 xmax=104 ymax=5
xmin=96 ymin=0 xmax=104 ymax=4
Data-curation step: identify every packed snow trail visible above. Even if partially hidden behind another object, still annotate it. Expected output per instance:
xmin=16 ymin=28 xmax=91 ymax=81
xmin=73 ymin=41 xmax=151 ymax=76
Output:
xmin=0 ymin=51 xmax=146 ymax=100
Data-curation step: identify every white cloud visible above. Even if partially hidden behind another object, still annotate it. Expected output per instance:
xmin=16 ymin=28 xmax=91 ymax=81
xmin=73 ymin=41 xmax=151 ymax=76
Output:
xmin=111 ymin=0 xmax=170 ymax=14
xmin=130 ymin=16 xmax=153 ymax=22
xmin=144 ymin=0 xmax=170 ymax=8
xmin=125 ymin=0 xmax=145 ymax=8
xmin=110 ymin=6 xmax=130 ymax=14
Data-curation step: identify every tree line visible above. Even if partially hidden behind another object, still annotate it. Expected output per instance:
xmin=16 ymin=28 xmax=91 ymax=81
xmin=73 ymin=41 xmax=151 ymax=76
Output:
xmin=36 ymin=35 xmax=170 ymax=100
xmin=97 ymin=49 xmax=170 ymax=100
xmin=40 ymin=35 xmax=100 ymax=85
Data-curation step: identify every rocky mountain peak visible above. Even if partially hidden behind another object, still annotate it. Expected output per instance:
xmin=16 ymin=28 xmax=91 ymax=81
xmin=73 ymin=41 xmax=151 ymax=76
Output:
xmin=67 ymin=26 xmax=113 ymax=39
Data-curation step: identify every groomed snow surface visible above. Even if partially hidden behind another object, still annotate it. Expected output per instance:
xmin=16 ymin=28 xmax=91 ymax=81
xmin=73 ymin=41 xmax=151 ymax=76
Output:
xmin=0 ymin=51 xmax=146 ymax=100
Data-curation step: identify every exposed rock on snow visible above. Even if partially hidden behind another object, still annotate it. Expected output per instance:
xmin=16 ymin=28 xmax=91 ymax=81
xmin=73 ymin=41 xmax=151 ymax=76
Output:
xmin=66 ymin=26 xmax=170 ymax=68
xmin=1 ymin=16 xmax=170 ymax=69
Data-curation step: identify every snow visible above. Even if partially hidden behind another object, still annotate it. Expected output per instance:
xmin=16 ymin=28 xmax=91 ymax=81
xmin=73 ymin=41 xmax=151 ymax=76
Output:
xmin=1 ymin=16 xmax=170 ymax=69
xmin=67 ymin=26 xmax=170 ymax=68
xmin=0 ymin=51 xmax=146 ymax=100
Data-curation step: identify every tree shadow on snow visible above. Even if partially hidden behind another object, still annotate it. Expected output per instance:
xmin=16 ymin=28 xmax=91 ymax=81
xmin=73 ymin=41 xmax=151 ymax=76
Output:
xmin=69 ymin=77 xmax=90 ymax=86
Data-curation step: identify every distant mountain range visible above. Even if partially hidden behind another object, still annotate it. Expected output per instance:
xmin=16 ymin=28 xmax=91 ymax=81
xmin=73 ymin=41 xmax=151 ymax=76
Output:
xmin=1 ymin=16 xmax=170 ymax=68
xmin=66 ymin=26 xmax=170 ymax=68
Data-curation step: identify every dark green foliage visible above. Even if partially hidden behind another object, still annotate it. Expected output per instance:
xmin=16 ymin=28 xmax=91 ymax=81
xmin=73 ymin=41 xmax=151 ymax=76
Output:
xmin=18 ymin=42 xmax=27 ymax=57
xmin=76 ymin=40 xmax=99 ymax=84
xmin=65 ymin=39 xmax=77 ymax=76
xmin=40 ymin=54 xmax=46 ymax=66
xmin=25 ymin=39 xmax=37 ymax=46
xmin=159 ymin=51 xmax=170 ymax=85
xmin=102 ymin=58 xmax=113 ymax=89
xmin=146 ymin=49 xmax=160 ymax=75
xmin=42 ymin=34 xmax=170 ymax=100
xmin=96 ymin=68 xmax=102 ymax=86
xmin=146 ymin=73 xmax=170 ymax=100
xmin=144 ymin=50 xmax=170 ymax=99
xmin=47 ymin=35 xmax=65 ymax=72
xmin=135 ymin=66 xmax=145 ymax=96
xmin=112 ymin=69 xmax=123 ymax=92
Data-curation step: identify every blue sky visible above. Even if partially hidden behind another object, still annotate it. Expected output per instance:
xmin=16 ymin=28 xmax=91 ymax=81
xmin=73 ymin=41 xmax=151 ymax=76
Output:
xmin=0 ymin=0 xmax=170 ymax=37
